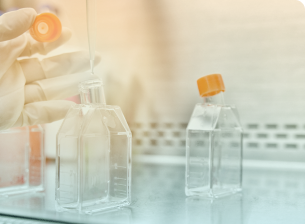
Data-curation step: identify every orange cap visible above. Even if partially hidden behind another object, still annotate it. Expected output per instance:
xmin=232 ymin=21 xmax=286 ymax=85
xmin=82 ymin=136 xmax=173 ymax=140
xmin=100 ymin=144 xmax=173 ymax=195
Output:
xmin=29 ymin=13 xmax=62 ymax=42
xmin=197 ymin=74 xmax=225 ymax=97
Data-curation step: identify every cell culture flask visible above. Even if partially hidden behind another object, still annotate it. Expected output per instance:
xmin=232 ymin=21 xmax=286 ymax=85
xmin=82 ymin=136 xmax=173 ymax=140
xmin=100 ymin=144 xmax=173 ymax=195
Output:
xmin=185 ymin=74 xmax=243 ymax=198
xmin=56 ymin=79 xmax=132 ymax=214
xmin=0 ymin=125 xmax=44 ymax=197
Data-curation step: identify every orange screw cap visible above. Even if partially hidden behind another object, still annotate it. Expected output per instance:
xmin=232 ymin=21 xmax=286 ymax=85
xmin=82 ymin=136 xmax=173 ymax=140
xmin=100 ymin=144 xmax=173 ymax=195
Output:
xmin=197 ymin=74 xmax=225 ymax=97
xmin=29 ymin=12 xmax=62 ymax=42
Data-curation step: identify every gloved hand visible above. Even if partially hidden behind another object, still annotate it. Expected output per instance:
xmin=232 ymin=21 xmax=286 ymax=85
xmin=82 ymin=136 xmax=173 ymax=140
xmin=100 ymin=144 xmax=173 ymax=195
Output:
xmin=0 ymin=8 xmax=100 ymax=130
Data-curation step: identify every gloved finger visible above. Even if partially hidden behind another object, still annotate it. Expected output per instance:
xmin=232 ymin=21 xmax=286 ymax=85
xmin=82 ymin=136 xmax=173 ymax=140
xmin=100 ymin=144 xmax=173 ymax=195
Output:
xmin=0 ymin=8 xmax=37 ymax=42
xmin=0 ymin=61 xmax=25 ymax=130
xmin=13 ymin=100 xmax=75 ymax=127
xmin=20 ymin=27 xmax=72 ymax=57
xmin=0 ymin=34 xmax=28 ymax=79
xmin=19 ymin=51 xmax=101 ymax=84
xmin=24 ymin=72 xmax=98 ymax=104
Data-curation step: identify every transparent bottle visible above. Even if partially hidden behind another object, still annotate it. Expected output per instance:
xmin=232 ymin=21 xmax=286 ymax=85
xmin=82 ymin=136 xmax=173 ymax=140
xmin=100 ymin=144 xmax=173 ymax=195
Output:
xmin=185 ymin=74 xmax=243 ymax=198
xmin=56 ymin=79 xmax=132 ymax=214
xmin=0 ymin=125 xmax=44 ymax=197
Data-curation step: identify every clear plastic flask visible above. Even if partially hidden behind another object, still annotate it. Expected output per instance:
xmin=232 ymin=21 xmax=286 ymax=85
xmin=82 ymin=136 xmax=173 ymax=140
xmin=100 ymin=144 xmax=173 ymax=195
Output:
xmin=0 ymin=125 xmax=44 ymax=197
xmin=56 ymin=79 xmax=132 ymax=214
xmin=185 ymin=74 xmax=243 ymax=198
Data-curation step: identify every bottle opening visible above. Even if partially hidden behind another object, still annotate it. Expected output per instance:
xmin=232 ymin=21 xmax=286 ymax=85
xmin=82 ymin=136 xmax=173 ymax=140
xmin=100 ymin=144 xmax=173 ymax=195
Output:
xmin=202 ymin=92 xmax=225 ymax=105
xmin=79 ymin=79 xmax=106 ymax=105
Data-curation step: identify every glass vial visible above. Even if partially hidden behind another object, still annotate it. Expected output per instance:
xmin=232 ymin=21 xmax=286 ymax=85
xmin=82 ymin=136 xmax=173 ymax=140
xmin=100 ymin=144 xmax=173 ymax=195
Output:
xmin=185 ymin=74 xmax=243 ymax=198
xmin=56 ymin=79 xmax=132 ymax=214
xmin=0 ymin=125 xmax=44 ymax=197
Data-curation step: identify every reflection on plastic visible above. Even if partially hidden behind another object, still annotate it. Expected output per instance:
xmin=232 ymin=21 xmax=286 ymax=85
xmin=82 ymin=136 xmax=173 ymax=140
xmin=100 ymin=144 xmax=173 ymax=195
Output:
xmin=186 ymin=194 xmax=243 ymax=224
xmin=54 ymin=206 xmax=133 ymax=224
xmin=88 ymin=207 xmax=132 ymax=223
xmin=0 ymin=192 xmax=45 ymax=209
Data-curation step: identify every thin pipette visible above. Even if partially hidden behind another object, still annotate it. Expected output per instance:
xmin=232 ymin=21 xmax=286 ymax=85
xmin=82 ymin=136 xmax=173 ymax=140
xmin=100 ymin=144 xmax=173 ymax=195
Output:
xmin=86 ymin=0 xmax=96 ymax=75
xmin=84 ymin=0 xmax=107 ymax=105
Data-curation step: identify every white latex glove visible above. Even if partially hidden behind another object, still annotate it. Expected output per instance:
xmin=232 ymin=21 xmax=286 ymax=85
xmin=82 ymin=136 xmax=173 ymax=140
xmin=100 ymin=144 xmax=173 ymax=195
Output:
xmin=0 ymin=8 xmax=100 ymax=130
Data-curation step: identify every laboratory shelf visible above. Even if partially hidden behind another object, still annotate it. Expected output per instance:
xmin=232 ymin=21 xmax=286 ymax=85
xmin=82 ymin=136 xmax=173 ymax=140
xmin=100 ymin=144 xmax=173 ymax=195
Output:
xmin=0 ymin=157 xmax=304 ymax=224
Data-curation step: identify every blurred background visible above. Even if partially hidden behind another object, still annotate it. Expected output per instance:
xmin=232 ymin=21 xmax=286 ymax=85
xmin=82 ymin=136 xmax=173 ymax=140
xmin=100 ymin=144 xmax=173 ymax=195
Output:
xmin=2 ymin=0 xmax=305 ymax=162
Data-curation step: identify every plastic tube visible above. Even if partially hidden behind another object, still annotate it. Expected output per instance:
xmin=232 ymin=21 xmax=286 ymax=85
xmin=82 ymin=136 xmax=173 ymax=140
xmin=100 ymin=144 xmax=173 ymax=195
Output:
xmin=86 ymin=0 xmax=96 ymax=75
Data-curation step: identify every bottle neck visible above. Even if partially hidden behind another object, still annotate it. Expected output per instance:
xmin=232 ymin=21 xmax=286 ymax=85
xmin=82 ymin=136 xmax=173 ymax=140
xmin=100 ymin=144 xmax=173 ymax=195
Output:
xmin=79 ymin=79 xmax=106 ymax=105
xmin=202 ymin=92 xmax=225 ymax=105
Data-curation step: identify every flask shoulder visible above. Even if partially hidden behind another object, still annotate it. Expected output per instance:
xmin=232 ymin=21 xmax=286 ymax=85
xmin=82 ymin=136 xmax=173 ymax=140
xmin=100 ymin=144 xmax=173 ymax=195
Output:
xmin=187 ymin=104 xmax=243 ymax=131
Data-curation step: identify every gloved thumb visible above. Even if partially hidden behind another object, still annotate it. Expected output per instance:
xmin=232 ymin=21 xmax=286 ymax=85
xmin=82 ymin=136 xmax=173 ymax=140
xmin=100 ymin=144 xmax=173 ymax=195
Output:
xmin=0 ymin=8 xmax=37 ymax=42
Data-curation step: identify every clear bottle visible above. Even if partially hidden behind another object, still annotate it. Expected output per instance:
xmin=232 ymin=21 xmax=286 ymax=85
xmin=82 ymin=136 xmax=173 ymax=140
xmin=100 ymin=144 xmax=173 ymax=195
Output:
xmin=56 ymin=79 xmax=132 ymax=214
xmin=0 ymin=125 xmax=44 ymax=197
xmin=185 ymin=74 xmax=243 ymax=198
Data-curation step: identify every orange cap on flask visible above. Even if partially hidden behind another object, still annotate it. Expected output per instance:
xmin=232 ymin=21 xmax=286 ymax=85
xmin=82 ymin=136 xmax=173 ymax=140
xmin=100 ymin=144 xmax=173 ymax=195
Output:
xmin=29 ymin=12 xmax=62 ymax=42
xmin=197 ymin=74 xmax=225 ymax=97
